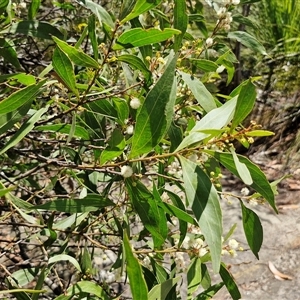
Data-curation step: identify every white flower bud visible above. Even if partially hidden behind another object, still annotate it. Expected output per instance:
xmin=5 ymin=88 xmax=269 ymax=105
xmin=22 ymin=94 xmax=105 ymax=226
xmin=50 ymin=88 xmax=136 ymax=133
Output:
xmin=228 ymin=239 xmax=239 ymax=250
xmin=216 ymin=65 xmax=225 ymax=73
xmin=121 ymin=166 xmax=133 ymax=178
xmin=241 ymin=187 xmax=250 ymax=196
xmin=205 ymin=37 xmax=214 ymax=47
xmin=126 ymin=125 xmax=134 ymax=135
xmin=232 ymin=0 xmax=240 ymax=5
xmin=130 ymin=97 xmax=141 ymax=109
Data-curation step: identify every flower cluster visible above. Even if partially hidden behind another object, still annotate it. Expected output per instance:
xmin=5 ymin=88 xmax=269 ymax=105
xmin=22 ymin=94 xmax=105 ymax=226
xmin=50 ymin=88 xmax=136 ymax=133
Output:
xmin=222 ymin=238 xmax=243 ymax=258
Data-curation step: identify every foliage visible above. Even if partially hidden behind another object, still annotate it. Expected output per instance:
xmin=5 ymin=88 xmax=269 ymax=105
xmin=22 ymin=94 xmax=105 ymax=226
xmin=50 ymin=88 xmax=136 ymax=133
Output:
xmin=0 ymin=1 xmax=277 ymax=299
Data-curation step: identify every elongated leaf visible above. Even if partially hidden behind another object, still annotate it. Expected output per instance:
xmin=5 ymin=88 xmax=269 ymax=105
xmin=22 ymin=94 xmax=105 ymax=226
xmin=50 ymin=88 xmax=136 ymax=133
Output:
xmin=88 ymin=15 xmax=98 ymax=60
xmin=28 ymin=0 xmax=40 ymax=19
xmin=118 ymin=54 xmax=152 ymax=84
xmin=53 ymin=47 xmax=79 ymax=97
xmin=77 ymin=0 xmax=114 ymax=28
xmin=120 ymin=0 xmax=162 ymax=24
xmin=240 ymin=201 xmax=263 ymax=259
xmin=190 ymin=59 xmax=218 ymax=72
xmin=245 ymin=130 xmax=275 ymax=137
xmin=180 ymin=156 xmax=222 ymax=273
xmin=219 ymin=263 xmax=241 ymax=300
xmin=123 ymin=231 xmax=148 ymax=300
xmin=230 ymin=148 xmax=253 ymax=185
xmin=205 ymin=150 xmax=277 ymax=212
xmin=49 ymin=254 xmax=81 ymax=272
xmin=35 ymin=124 xmax=89 ymax=140
xmin=0 ymin=106 xmax=48 ymax=155
xmin=187 ymin=257 xmax=202 ymax=296
xmin=1 ymin=21 xmax=63 ymax=40
xmin=125 ymin=179 xmax=168 ymax=249
xmin=148 ymin=277 xmax=180 ymax=300
xmin=0 ymin=73 xmax=36 ymax=85
xmin=0 ymin=100 xmax=32 ymax=136
xmin=195 ymin=282 xmax=224 ymax=299
xmin=0 ymin=80 xmax=45 ymax=114
xmin=179 ymin=71 xmax=216 ymax=112
xmin=176 ymin=96 xmax=237 ymax=151
xmin=228 ymin=31 xmax=267 ymax=55
xmin=31 ymin=194 xmax=114 ymax=213
xmin=11 ymin=268 xmax=39 ymax=287
xmin=231 ymin=79 xmax=256 ymax=130
xmin=174 ymin=0 xmax=188 ymax=51
xmin=113 ymin=28 xmax=181 ymax=50
xmin=0 ymin=38 xmax=22 ymax=69
xmin=52 ymin=36 xmax=99 ymax=69
xmin=130 ymin=52 xmax=177 ymax=158
xmin=56 ymin=281 xmax=110 ymax=300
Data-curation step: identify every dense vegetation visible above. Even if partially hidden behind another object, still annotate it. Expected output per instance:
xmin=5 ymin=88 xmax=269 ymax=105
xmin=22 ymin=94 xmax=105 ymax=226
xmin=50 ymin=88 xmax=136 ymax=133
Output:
xmin=0 ymin=0 xmax=299 ymax=299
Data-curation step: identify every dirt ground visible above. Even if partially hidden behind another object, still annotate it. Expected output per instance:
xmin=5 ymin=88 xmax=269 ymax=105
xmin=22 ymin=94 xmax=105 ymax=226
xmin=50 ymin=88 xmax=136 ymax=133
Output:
xmin=212 ymin=184 xmax=300 ymax=300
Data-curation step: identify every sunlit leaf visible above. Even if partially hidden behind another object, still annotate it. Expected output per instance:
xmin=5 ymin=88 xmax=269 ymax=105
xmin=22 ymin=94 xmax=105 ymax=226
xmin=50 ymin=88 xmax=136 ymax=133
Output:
xmin=179 ymin=71 xmax=216 ymax=112
xmin=176 ymin=96 xmax=237 ymax=151
xmin=113 ymin=28 xmax=181 ymax=50
xmin=120 ymin=0 xmax=162 ymax=24
xmin=231 ymin=79 xmax=256 ymax=130
xmin=180 ymin=156 xmax=222 ymax=273
xmin=53 ymin=47 xmax=79 ymax=97
xmin=245 ymin=130 xmax=275 ymax=137
xmin=49 ymin=254 xmax=82 ymax=272
xmin=123 ymin=231 xmax=148 ymax=300
xmin=0 ymin=80 xmax=45 ymax=114
xmin=187 ymin=257 xmax=202 ymax=296
xmin=52 ymin=36 xmax=99 ymax=69
xmin=148 ymin=277 xmax=180 ymax=300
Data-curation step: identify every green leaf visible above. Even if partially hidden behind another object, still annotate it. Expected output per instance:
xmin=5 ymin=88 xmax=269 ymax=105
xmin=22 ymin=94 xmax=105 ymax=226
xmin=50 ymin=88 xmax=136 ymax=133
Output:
xmin=123 ymin=231 xmax=148 ymax=300
xmin=48 ymin=254 xmax=82 ymax=272
xmin=11 ymin=268 xmax=39 ymax=287
xmin=240 ymin=201 xmax=263 ymax=259
xmin=52 ymin=36 xmax=99 ymax=69
xmin=230 ymin=148 xmax=253 ymax=185
xmin=53 ymin=47 xmax=79 ymax=97
xmin=1 ymin=21 xmax=64 ymax=40
xmin=0 ymin=106 xmax=48 ymax=155
xmin=125 ymin=179 xmax=168 ymax=249
xmin=35 ymin=124 xmax=90 ymax=140
xmin=148 ymin=277 xmax=180 ymax=300
xmin=179 ymin=71 xmax=216 ymax=112
xmin=180 ymin=156 xmax=222 ymax=273
xmin=0 ymin=38 xmax=22 ymax=70
xmin=232 ymin=14 xmax=258 ymax=30
xmin=130 ymin=52 xmax=177 ymax=158
xmin=113 ymin=28 xmax=181 ymax=50
xmin=88 ymin=15 xmax=99 ymax=60
xmin=56 ymin=281 xmax=110 ymax=300
xmin=28 ymin=0 xmax=41 ymax=20
xmin=31 ymin=194 xmax=114 ymax=213
xmin=78 ymin=0 xmax=114 ymax=28
xmin=112 ymin=97 xmax=129 ymax=125
xmin=205 ymin=150 xmax=277 ymax=213
xmin=245 ymin=130 xmax=275 ymax=137
xmin=118 ymin=54 xmax=152 ymax=84
xmin=0 ymin=80 xmax=45 ymax=114
xmin=228 ymin=31 xmax=267 ymax=55
xmin=100 ymin=128 xmax=126 ymax=164
xmin=120 ymin=0 xmax=162 ymax=24
xmin=173 ymin=0 xmax=188 ymax=51
xmin=219 ymin=263 xmax=241 ymax=300
xmin=187 ymin=257 xmax=202 ymax=296
xmin=176 ymin=96 xmax=237 ymax=151
xmin=231 ymin=79 xmax=256 ymax=130
xmin=0 ymin=100 xmax=32 ymax=136
xmin=195 ymin=282 xmax=224 ymax=299
xmin=190 ymin=59 xmax=219 ymax=72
